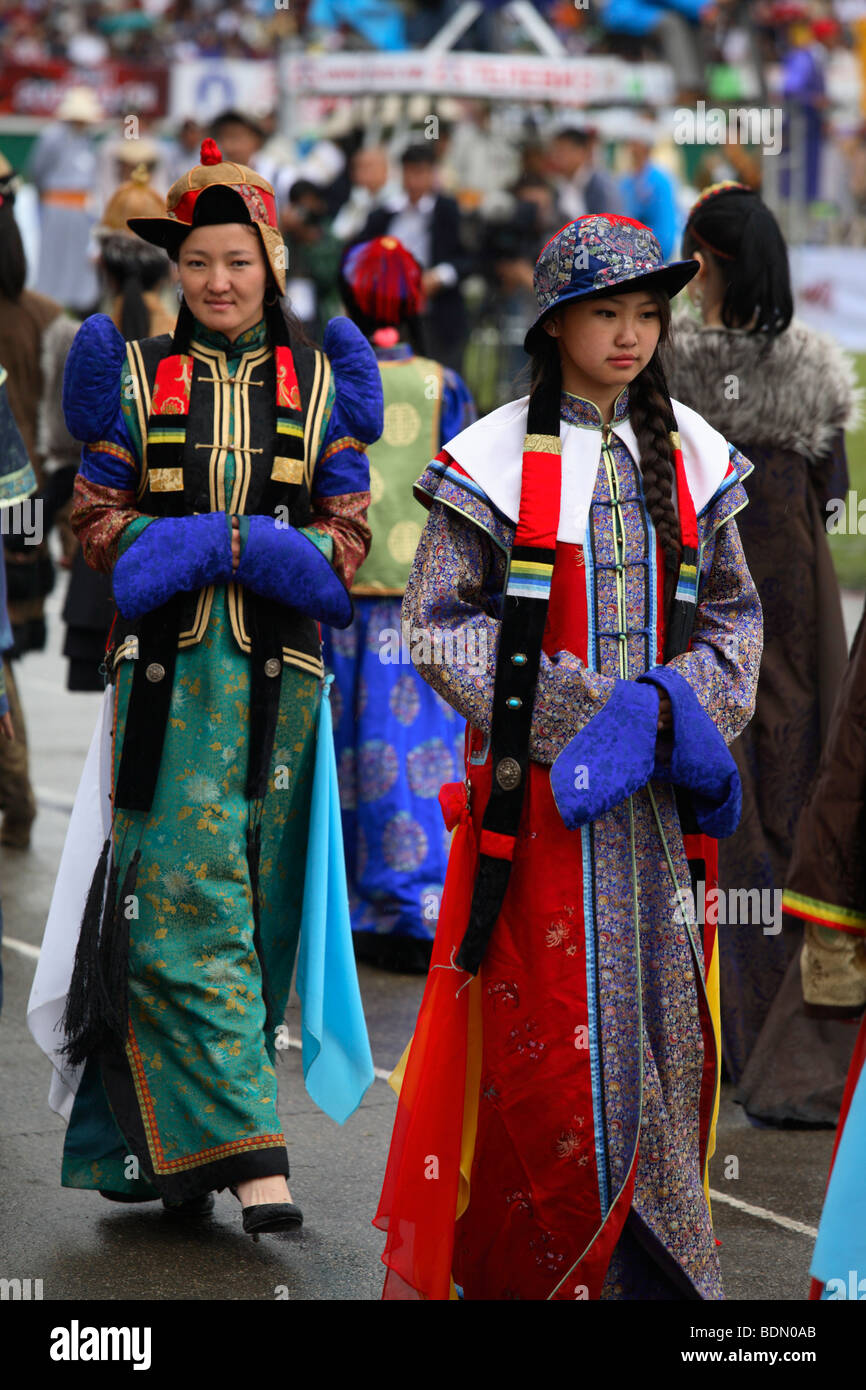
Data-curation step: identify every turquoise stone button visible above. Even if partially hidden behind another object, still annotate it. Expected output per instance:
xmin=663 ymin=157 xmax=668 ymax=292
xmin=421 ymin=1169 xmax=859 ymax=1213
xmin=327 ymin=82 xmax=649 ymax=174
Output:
xmin=506 ymin=696 xmax=522 ymax=709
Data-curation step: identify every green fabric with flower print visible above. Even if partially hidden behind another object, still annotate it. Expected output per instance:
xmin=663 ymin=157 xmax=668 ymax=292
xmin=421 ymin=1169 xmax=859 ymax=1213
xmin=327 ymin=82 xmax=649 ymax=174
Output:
xmin=62 ymin=317 xmax=322 ymax=1193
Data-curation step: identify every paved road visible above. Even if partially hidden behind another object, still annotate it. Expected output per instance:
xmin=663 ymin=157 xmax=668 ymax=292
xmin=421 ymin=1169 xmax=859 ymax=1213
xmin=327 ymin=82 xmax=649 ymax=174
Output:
xmin=1 ymin=587 xmax=862 ymax=1301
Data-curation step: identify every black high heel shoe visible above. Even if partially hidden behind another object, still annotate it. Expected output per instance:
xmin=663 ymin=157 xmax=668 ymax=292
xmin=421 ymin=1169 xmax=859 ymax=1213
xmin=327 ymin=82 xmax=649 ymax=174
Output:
xmin=229 ymin=1185 xmax=303 ymax=1240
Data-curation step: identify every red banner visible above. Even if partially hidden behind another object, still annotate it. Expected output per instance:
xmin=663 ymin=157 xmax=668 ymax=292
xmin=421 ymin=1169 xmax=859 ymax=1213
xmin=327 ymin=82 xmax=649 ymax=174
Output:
xmin=0 ymin=62 xmax=170 ymax=118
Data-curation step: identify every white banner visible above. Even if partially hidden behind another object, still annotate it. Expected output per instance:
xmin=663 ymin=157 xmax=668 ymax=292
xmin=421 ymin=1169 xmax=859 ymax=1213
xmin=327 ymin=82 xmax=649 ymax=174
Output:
xmin=170 ymin=59 xmax=278 ymax=122
xmin=170 ymin=53 xmax=674 ymax=121
xmin=790 ymin=245 xmax=866 ymax=352
xmin=282 ymin=51 xmax=674 ymax=105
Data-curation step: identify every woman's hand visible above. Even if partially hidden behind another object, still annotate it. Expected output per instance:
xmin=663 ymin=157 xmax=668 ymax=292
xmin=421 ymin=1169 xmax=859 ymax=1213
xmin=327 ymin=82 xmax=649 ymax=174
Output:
xmin=656 ymin=691 xmax=672 ymax=732
xmin=0 ymin=712 xmax=14 ymax=740
xmin=231 ymin=515 xmax=241 ymax=572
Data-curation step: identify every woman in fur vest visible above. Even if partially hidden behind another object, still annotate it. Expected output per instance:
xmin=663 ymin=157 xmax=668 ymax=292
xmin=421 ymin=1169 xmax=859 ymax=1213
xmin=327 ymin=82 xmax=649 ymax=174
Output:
xmin=664 ymin=181 xmax=862 ymax=1124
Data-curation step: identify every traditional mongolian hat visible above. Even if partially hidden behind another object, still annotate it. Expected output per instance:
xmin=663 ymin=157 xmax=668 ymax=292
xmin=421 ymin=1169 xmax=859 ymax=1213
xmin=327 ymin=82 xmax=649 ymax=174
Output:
xmin=127 ymin=137 xmax=287 ymax=295
xmin=524 ymin=213 xmax=698 ymax=353
xmin=98 ymin=163 xmax=165 ymax=237
xmin=340 ymin=235 xmax=425 ymax=328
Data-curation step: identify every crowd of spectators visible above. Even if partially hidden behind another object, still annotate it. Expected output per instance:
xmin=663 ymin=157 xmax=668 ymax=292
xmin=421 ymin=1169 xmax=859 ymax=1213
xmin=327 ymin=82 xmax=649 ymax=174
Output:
xmin=8 ymin=98 xmax=740 ymax=407
xmin=0 ymin=0 xmax=853 ymax=74
xmin=4 ymin=0 xmax=864 ymax=406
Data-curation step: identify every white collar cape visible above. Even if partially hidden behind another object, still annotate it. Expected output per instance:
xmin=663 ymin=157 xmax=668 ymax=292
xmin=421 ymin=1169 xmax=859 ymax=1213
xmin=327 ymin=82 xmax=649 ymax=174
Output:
xmin=441 ymin=395 xmax=731 ymax=545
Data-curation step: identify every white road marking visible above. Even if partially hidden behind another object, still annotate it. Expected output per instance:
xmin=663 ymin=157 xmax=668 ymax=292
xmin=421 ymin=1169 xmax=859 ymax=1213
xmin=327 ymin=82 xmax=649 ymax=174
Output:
xmin=709 ymin=1188 xmax=818 ymax=1239
xmin=2 ymin=935 xmax=42 ymax=960
xmin=34 ymin=789 xmax=75 ymax=814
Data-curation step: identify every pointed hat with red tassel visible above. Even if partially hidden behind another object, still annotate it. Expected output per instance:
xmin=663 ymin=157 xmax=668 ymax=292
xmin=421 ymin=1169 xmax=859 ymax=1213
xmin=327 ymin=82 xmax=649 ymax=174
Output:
xmin=126 ymin=138 xmax=286 ymax=294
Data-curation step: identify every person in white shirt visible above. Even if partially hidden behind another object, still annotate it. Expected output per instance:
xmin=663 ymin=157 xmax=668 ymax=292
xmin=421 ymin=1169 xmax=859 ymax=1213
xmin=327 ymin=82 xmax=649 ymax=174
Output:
xmin=355 ymin=143 xmax=470 ymax=369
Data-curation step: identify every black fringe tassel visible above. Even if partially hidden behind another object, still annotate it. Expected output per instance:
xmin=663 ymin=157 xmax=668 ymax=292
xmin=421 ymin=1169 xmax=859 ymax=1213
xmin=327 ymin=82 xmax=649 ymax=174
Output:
xmin=60 ymin=836 xmax=112 ymax=1068
xmin=61 ymin=838 xmax=142 ymax=1068
xmin=101 ymin=848 xmax=141 ymax=1041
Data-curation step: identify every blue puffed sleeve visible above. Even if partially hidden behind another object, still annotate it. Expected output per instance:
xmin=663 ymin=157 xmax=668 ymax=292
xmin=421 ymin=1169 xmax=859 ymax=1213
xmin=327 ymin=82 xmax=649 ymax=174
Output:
xmin=312 ymin=316 xmax=382 ymax=498
xmin=439 ymin=367 xmax=476 ymax=445
xmin=62 ymin=315 xmax=139 ymax=488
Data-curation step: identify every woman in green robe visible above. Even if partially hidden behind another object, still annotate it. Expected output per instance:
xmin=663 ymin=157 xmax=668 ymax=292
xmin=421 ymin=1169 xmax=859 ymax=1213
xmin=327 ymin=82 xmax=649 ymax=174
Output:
xmin=53 ymin=142 xmax=381 ymax=1234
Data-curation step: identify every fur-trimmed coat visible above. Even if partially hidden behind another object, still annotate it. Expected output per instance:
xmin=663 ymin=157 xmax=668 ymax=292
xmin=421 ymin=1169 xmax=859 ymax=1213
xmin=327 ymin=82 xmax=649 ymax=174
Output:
xmin=664 ymin=311 xmax=860 ymax=1121
xmin=664 ymin=312 xmax=861 ymax=469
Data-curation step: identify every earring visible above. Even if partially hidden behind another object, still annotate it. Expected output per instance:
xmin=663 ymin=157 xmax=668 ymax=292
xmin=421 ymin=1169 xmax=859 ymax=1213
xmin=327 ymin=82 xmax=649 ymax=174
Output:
xmin=693 ymin=286 xmax=704 ymax=309
xmin=264 ymin=289 xmax=279 ymax=307
xmin=176 ymin=284 xmax=184 ymax=304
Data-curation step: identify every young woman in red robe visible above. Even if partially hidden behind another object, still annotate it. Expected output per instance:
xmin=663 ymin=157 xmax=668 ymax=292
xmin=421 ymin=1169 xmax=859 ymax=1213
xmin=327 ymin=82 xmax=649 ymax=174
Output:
xmin=373 ymin=215 xmax=763 ymax=1300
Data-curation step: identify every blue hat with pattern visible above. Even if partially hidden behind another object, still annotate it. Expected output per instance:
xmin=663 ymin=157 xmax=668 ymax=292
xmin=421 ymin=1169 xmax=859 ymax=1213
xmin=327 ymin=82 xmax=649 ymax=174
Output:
xmin=524 ymin=214 xmax=699 ymax=353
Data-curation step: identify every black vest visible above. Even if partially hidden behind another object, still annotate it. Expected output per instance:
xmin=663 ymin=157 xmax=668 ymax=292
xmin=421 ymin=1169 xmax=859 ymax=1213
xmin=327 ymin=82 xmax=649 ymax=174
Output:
xmin=120 ymin=330 xmax=332 ymax=679
xmin=111 ymin=330 xmax=332 ymax=812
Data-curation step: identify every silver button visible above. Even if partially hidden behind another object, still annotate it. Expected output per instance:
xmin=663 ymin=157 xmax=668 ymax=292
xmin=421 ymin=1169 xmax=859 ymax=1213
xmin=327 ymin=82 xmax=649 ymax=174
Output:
xmin=145 ymin=662 xmax=165 ymax=683
xmin=264 ymin=658 xmax=281 ymax=677
xmin=495 ymin=756 xmax=521 ymax=791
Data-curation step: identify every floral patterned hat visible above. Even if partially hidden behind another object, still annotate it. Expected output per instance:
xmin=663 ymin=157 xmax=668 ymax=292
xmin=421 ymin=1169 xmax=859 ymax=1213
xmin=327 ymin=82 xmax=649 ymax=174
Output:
xmin=127 ymin=138 xmax=286 ymax=295
xmin=524 ymin=214 xmax=698 ymax=353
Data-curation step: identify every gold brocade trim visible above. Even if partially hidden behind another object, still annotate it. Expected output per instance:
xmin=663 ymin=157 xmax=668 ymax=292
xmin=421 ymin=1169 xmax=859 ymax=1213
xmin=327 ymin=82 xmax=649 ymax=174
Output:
xmin=303 ymin=351 xmax=331 ymax=491
xmin=523 ymin=432 xmax=562 ymax=454
xmin=149 ymin=468 xmax=184 ymax=492
xmin=227 ymin=580 xmax=249 ymax=650
xmin=669 ymin=430 xmax=682 ymax=450
xmin=128 ymin=341 xmax=152 ymax=501
xmin=178 ymin=585 xmax=214 ymax=646
xmin=112 ymin=638 xmax=139 ymax=667
xmin=226 ymin=582 xmax=323 ymax=675
xmin=232 ymin=345 xmax=270 ymax=515
xmin=130 ymin=337 xmax=327 ymax=668
xmin=271 ymin=455 xmax=304 ymax=484
xmin=351 ymin=582 xmax=405 ymax=596
xmin=282 ymin=646 xmax=325 ymax=677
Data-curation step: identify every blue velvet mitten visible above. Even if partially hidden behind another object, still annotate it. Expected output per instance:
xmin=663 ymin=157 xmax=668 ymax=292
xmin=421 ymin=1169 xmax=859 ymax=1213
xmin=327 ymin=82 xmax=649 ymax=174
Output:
xmin=235 ymin=515 xmax=353 ymax=629
xmin=112 ymin=512 xmax=234 ymax=620
xmin=637 ymin=664 xmax=741 ymax=838
xmin=550 ymin=679 xmax=660 ymax=830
